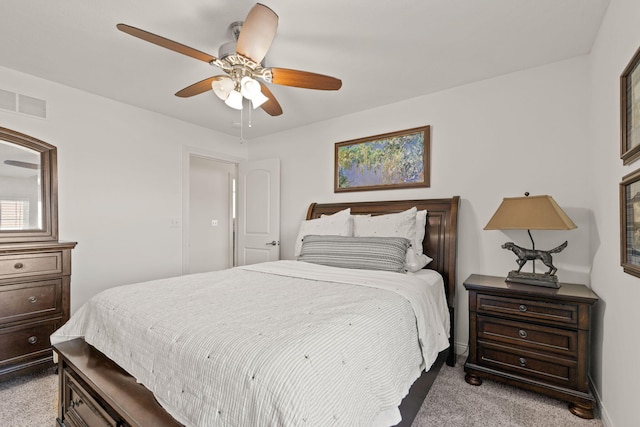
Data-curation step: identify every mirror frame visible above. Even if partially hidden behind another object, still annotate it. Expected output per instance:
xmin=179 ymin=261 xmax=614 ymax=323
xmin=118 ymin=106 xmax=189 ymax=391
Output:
xmin=0 ymin=127 xmax=58 ymax=243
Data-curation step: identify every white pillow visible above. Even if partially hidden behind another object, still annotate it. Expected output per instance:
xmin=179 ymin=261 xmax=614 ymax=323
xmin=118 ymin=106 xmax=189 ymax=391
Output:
xmin=294 ymin=208 xmax=352 ymax=256
xmin=405 ymin=248 xmax=433 ymax=272
xmin=353 ymin=207 xmax=417 ymax=241
xmin=414 ymin=210 xmax=427 ymax=255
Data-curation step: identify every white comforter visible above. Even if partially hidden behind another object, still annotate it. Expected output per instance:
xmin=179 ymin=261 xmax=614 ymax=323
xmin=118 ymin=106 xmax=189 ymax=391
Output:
xmin=51 ymin=261 xmax=450 ymax=427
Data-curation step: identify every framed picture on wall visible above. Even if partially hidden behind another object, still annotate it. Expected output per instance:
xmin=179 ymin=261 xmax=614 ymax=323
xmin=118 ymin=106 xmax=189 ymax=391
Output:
xmin=334 ymin=125 xmax=430 ymax=193
xmin=620 ymin=168 xmax=640 ymax=277
xmin=621 ymin=45 xmax=640 ymax=164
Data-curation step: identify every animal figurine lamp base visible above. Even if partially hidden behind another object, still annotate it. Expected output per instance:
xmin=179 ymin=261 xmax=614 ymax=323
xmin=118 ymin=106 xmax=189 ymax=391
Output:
xmin=505 ymin=270 xmax=560 ymax=288
xmin=502 ymin=240 xmax=568 ymax=288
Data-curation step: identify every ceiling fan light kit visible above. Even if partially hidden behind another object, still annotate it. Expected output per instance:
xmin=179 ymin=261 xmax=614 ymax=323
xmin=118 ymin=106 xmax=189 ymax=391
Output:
xmin=240 ymin=76 xmax=260 ymax=98
xmin=241 ymin=77 xmax=269 ymax=109
xmin=248 ymin=90 xmax=269 ymax=109
xmin=211 ymin=78 xmax=235 ymax=100
xmin=117 ymin=3 xmax=342 ymax=120
xmin=224 ymin=90 xmax=244 ymax=110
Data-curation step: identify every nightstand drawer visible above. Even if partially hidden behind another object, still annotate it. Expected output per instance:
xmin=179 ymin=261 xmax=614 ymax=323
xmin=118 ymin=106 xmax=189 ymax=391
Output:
xmin=476 ymin=294 xmax=578 ymax=327
xmin=0 ymin=318 xmax=60 ymax=364
xmin=0 ymin=279 xmax=61 ymax=324
xmin=478 ymin=341 xmax=577 ymax=388
xmin=0 ymin=252 xmax=63 ymax=279
xmin=478 ymin=315 xmax=578 ymax=358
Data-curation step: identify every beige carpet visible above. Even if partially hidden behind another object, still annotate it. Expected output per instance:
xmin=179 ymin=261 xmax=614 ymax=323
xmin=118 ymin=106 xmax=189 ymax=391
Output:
xmin=0 ymin=359 xmax=604 ymax=427
xmin=0 ymin=367 xmax=58 ymax=427
xmin=413 ymin=357 xmax=604 ymax=427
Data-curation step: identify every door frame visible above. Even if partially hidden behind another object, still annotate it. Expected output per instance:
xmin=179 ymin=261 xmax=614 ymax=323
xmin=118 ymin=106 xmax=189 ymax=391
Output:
xmin=181 ymin=146 xmax=245 ymax=275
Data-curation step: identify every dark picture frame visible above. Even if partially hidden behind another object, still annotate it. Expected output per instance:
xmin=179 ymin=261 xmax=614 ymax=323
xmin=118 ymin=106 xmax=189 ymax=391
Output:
xmin=620 ymin=168 xmax=640 ymax=277
xmin=334 ymin=125 xmax=430 ymax=193
xmin=621 ymin=45 xmax=640 ymax=164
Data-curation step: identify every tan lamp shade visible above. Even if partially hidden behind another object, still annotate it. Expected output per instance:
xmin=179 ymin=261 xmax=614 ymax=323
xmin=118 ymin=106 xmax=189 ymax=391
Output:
xmin=484 ymin=195 xmax=577 ymax=230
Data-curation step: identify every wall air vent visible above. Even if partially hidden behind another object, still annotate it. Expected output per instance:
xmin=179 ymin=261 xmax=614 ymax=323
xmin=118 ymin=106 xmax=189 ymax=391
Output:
xmin=0 ymin=89 xmax=17 ymax=112
xmin=18 ymin=94 xmax=47 ymax=118
xmin=0 ymin=89 xmax=47 ymax=119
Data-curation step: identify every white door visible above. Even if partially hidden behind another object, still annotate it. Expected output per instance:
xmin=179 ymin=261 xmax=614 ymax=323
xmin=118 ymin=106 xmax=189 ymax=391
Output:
xmin=237 ymin=158 xmax=280 ymax=265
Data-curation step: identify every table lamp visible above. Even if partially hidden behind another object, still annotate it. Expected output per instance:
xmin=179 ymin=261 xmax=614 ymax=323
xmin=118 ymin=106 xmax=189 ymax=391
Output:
xmin=484 ymin=193 xmax=577 ymax=288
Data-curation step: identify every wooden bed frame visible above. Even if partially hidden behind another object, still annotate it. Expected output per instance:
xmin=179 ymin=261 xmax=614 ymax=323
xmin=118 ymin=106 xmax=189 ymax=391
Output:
xmin=52 ymin=197 xmax=460 ymax=427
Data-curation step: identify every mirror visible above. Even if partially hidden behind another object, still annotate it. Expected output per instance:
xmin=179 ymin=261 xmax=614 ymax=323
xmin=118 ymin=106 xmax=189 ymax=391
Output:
xmin=0 ymin=127 xmax=57 ymax=243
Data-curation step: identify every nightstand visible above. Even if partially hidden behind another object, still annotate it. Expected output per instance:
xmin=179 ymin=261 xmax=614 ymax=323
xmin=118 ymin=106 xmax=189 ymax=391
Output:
xmin=463 ymin=274 xmax=598 ymax=419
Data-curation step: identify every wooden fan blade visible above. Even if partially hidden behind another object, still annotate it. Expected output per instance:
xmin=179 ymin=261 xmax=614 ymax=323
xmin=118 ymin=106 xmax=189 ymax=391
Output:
xmin=270 ymin=68 xmax=342 ymax=90
xmin=236 ymin=4 xmax=278 ymax=64
xmin=4 ymin=160 xmax=38 ymax=169
xmin=117 ymin=23 xmax=216 ymax=63
xmin=259 ymin=83 xmax=283 ymax=116
xmin=175 ymin=76 xmax=228 ymax=98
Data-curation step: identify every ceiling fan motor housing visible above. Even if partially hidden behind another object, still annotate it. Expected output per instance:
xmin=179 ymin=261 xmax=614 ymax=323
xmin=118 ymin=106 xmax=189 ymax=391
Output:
xmin=218 ymin=40 xmax=237 ymax=60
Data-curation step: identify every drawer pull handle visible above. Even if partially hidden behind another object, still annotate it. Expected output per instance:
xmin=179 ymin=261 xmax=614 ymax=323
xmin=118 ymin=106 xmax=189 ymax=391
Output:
xmin=27 ymin=336 xmax=38 ymax=345
xmin=518 ymin=329 xmax=528 ymax=338
xmin=14 ymin=262 xmax=24 ymax=269
xmin=28 ymin=296 xmax=38 ymax=303
xmin=519 ymin=357 xmax=527 ymax=366
xmin=518 ymin=304 xmax=527 ymax=312
xmin=70 ymin=399 xmax=83 ymax=408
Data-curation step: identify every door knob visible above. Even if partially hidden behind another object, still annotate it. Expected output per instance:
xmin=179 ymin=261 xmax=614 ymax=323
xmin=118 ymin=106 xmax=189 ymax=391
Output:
xmin=265 ymin=241 xmax=279 ymax=246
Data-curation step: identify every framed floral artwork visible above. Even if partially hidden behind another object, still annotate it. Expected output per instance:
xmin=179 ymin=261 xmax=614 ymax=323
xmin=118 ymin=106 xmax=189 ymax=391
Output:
xmin=334 ymin=125 xmax=430 ymax=193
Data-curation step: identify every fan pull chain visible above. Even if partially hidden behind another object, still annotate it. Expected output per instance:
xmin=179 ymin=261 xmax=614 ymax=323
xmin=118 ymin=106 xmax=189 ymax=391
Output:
xmin=239 ymin=102 xmax=244 ymax=143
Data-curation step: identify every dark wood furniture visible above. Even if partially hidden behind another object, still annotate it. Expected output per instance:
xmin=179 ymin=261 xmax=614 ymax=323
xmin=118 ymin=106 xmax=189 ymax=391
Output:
xmin=55 ymin=338 xmax=181 ymax=427
xmin=53 ymin=197 xmax=459 ymax=426
xmin=0 ymin=241 xmax=76 ymax=379
xmin=0 ymin=127 xmax=76 ymax=380
xmin=0 ymin=127 xmax=59 ymax=244
xmin=463 ymin=274 xmax=598 ymax=419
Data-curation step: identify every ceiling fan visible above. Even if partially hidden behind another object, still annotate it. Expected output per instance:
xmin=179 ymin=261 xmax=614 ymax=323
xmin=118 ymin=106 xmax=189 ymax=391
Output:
xmin=117 ymin=3 xmax=342 ymax=117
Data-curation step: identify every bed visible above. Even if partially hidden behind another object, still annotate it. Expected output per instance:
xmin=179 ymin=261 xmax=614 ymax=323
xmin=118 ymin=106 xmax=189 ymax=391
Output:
xmin=51 ymin=197 xmax=459 ymax=427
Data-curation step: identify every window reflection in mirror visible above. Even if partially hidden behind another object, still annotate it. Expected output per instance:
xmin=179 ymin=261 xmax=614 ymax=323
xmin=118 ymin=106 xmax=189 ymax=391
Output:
xmin=0 ymin=140 xmax=42 ymax=230
xmin=0 ymin=126 xmax=57 ymax=243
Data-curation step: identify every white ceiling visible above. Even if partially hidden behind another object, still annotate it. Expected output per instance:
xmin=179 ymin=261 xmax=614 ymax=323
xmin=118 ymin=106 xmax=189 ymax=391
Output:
xmin=0 ymin=0 xmax=610 ymax=140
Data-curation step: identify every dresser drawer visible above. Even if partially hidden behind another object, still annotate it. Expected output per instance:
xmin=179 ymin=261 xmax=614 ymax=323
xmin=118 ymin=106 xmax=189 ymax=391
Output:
xmin=0 ymin=279 xmax=61 ymax=324
xmin=478 ymin=340 xmax=577 ymax=388
xmin=63 ymin=369 xmax=121 ymax=427
xmin=0 ymin=252 xmax=63 ymax=279
xmin=476 ymin=294 xmax=578 ymax=327
xmin=0 ymin=318 xmax=60 ymax=365
xmin=477 ymin=315 xmax=578 ymax=358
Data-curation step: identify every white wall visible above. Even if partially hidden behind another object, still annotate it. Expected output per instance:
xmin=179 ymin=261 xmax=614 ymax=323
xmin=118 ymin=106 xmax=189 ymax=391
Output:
xmin=249 ymin=55 xmax=593 ymax=364
xmin=587 ymin=0 xmax=640 ymax=426
xmin=0 ymin=65 xmax=247 ymax=312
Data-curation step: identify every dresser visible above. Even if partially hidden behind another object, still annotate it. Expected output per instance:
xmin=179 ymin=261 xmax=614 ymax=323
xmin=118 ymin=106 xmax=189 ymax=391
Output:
xmin=0 ymin=241 xmax=76 ymax=380
xmin=463 ymin=274 xmax=598 ymax=419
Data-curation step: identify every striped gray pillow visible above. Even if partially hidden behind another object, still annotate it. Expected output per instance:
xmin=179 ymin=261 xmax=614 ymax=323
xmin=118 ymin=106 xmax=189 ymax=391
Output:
xmin=298 ymin=235 xmax=410 ymax=273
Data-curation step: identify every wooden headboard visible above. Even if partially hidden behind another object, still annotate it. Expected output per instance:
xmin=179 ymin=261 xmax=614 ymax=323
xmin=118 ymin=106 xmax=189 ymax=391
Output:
xmin=306 ymin=197 xmax=460 ymax=309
